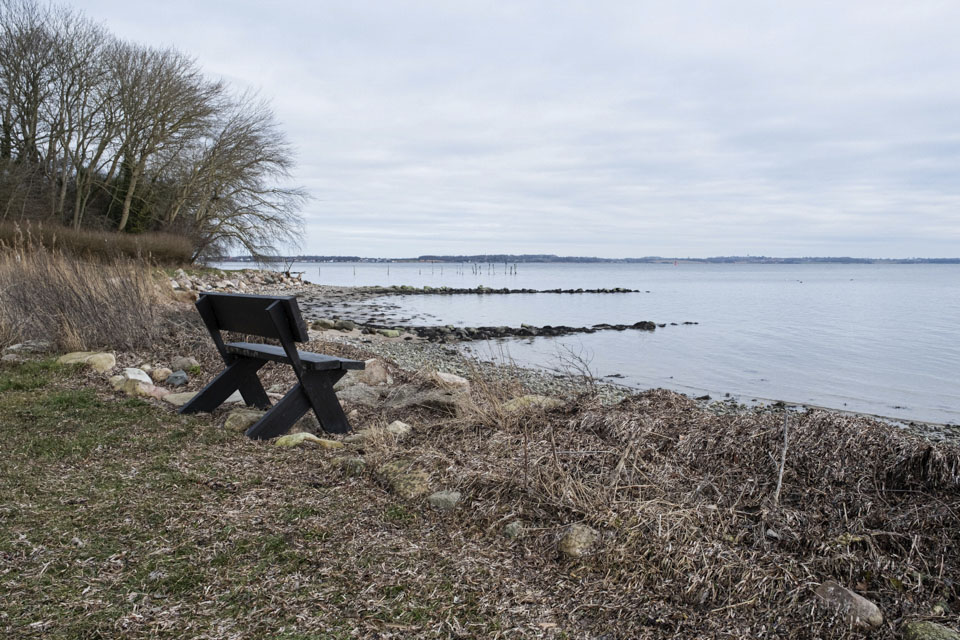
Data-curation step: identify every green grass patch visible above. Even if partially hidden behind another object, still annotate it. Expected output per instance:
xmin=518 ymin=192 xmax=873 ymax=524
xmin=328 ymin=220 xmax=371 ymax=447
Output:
xmin=0 ymin=358 xmax=65 ymax=391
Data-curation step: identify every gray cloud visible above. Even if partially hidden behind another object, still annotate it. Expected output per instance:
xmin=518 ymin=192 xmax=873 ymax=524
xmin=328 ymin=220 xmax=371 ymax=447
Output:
xmin=82 ymin=0 xmax=960 ymax=257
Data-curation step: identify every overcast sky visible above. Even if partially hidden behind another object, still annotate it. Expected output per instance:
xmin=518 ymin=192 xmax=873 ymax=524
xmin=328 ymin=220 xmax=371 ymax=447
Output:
xmin=81 ymin=1 xmax=960 ymax=258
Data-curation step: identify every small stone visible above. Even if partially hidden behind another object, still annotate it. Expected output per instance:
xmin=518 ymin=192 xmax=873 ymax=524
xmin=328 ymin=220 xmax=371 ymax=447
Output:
xmin=378 ymin=461 xmax=430 ymax=499
xmin=3 ymin=339 xmax=51 ymax=355
xmin=224 ymin=409 xmax=265 ymax=432
xmin=108 ymin=375 xmax=125 ymax=390
xmin=504 ymin=521 xmax=524 ymax=539
xmin=163 ymin=392 xmax=197 ymax=407
xmin=171 ymin=356 xmax=200 ymax=371
xmin=503 ymin=394 xmax=564 ymax=413
xmin=434 ymin=371 xmax=470 ymax=389
xmin=275 ymin=432 xmax=344 ymax=449
xmin=377 ymin=329 xmax=400 ymax=338
xmin=558 ymin=524 xmax=598 ymax=558
xmin=293 ymin=413 xmax=320 ymax=434
xmin=815 ymin=580 xmax=883 ymax=629
xmin=901 ymin=622 xmax=960 ymax=640
xmin=139 ymin=363 xmax=154 ymax=373
xmin=121 ymin=379 xmax=167 ymax=399
xmin=356 ymin=359 xmax=393 ymax=386
xmin=335 ymin=456 xmax=366 ymax=476
xmin=152 ymin=367 xmax=173 ymax=383
xmin=86 ymin=353 xmax=116 ymax=373
xmin=225 ymin=390 xmax=245 ymax=403
xmin=385 ymin=420 xmax=412 ymax=438
xmin=166 ymin=370 xmax=189 ymax=387
xmin=123 ymin=368 xmax=152 ymax=384
xmin=267 ymin=384 xmax=285 ymax=393
xmin=311 ymin=318 xmax=336 ymax=330
xmin=427 ymin=490 xmax=461 ymax=511
xmin=334 ymin=319 xmax=356 ymax=331
xmin=1 ymin=354 xmax=23 ymax=363
xmin=58 ymin=351 xmax=97 ymax=365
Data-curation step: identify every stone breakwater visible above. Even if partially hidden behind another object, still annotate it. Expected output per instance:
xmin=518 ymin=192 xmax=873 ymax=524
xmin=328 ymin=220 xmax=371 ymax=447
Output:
xmin=363 ymin=285 xmax=646 ymax=295
xmin=356 ymin=320 xmax=686 ymax=342
xmin=172 ymin=268 xmax=699 ymax=344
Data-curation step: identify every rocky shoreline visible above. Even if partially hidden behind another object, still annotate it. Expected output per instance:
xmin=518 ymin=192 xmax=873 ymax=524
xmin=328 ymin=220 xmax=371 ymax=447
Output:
xmin=168 ymin=267 xmax=699 ymax=344
xmin=165 ymin=266 xmax=957 ymax=439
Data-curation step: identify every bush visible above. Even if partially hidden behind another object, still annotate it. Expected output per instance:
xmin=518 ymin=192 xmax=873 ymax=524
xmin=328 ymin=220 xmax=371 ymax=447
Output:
xmin=0 ymin=240 xmax=167 ymax=352
xmin=0 ymin=222 xmax=193 ymax=265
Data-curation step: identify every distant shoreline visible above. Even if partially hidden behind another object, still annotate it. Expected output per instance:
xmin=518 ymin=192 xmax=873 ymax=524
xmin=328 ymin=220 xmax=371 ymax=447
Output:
xmin=219 ymin=254 xmax=960 ymax=265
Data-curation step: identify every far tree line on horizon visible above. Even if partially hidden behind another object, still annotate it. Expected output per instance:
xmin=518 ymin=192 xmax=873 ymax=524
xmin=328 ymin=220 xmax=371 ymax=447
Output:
xmin=0 ymin=0 xmax=305 ymax=261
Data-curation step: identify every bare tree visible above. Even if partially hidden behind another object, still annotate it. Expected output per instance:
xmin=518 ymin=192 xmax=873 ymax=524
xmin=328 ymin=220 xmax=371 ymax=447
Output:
xmin=111 ymin=43 xmax=222 ymax=231
xmin=167 ymin=92 xmax=306 ymax=261
xmin=0 ymin=0 xmax=306 ymax=259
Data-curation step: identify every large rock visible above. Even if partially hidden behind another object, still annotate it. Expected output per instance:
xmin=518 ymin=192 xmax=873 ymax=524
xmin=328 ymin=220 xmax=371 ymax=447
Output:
xmin=163 ymin=392 xmax=197 ymax=407
xmin=901 ymin=622 xmax=960 ymax=640
xmin=58 ymin=351 xmax=116 ymax=373
xmin=334 ymin=319 xmax=356 ymax=331
xmin=86 ymin=353 xmax=115 ymax=373
xmin=224 ymin=409 xmax=265 ymax=432
xmin=558 ymin=524 xmax=598 ymax=558
xmin=503 ymin=394 xmax=564 ymax=413
xmin=337 ymin=383 xmax=385 ymax=408
xmin=377 ymin=329 xmax=401 ymax=338
xmin=58 ymin=351 xmax=98 ymax=365
xmin=274 ymin=432 xmax=343 ymax=449
xmin=814 ymin=580 xmax=883 ymax=629
xmin=171 ymin=356 xmax=200 ymax=371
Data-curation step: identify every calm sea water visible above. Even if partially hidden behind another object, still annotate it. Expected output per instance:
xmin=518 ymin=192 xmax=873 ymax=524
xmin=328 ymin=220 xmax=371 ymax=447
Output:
xmin=218 ymin=261 xmax=960 ymax=425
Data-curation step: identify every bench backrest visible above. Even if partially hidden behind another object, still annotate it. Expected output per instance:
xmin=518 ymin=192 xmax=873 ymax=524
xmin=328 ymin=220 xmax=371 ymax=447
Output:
xmin=198 ymin=292 xmax=309 ymax=343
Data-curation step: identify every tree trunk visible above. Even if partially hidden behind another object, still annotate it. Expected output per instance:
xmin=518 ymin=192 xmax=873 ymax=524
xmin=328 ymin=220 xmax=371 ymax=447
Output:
xmin=117 ymin=163 xmax=142 ymax=232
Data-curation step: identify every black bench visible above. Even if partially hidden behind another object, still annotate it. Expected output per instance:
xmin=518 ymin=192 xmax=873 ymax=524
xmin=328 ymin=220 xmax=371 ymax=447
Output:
xmin=179 ymin=292 xmax=364 ymax=439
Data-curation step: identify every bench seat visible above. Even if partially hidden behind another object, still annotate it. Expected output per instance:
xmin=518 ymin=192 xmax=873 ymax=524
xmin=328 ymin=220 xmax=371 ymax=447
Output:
xmin=225 ymin=342 xmax=365 ymax=371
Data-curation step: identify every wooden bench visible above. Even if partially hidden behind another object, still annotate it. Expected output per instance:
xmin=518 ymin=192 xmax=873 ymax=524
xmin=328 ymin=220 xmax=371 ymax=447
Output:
xmin=179 ymin=292 xmax=364 ymax=439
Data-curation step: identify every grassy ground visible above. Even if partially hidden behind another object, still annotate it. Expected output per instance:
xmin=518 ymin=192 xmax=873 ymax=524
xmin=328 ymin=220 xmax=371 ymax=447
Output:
xmin=0 ymin=360 xmax=569 ymax=639
xmin=2 ymin=354 xmax=959 ymax=639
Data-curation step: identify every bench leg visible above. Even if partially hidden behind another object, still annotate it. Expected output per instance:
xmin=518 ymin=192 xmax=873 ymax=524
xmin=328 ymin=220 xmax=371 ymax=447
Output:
xmin=303 ymin=370 xmax=350 ymax=434
xmin=179 ymin=357 xmax=268 ymax=414
xmin=245 ymin=370 xmax=350 ymax=439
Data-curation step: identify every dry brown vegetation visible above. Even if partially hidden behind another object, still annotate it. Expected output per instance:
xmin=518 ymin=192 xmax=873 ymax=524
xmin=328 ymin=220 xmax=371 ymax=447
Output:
xmin=2 ymin=283 xmax=958 ymax=637
xmin=0 ymin=233 xmax=178 ymax=351
xmin=0 ymin=222 xmax=194 ymax=264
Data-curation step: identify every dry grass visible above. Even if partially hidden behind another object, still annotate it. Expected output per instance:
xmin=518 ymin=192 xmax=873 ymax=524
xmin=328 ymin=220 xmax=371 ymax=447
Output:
xmin=2 ymin=314 xmax=958 ymax=637
xmin=0 ymin=239 xmax=171 ymax=351
xmin=344 ymin=358 xmax=960 ymax=639
xmin=0 ymin=221 xmax=193 ymax=265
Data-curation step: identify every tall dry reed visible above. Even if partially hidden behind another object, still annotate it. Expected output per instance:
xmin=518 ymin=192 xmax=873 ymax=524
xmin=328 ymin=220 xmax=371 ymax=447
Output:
xmin=0 ymin=235 xmax=166 ymax=351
